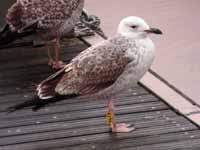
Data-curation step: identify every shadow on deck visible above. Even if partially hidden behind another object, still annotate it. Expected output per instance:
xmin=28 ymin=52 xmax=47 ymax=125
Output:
xmin=0 ymin=38 xmax=200 ymax=150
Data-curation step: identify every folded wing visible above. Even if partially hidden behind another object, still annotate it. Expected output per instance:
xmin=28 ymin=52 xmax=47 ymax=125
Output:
xmin=55 ymin=37 xmax=132 ymax=95
xmin=6 ymin=0 xmax=81 ymax=32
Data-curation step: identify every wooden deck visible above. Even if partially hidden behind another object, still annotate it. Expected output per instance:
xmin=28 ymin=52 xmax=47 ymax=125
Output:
xmin=0 ymin=37 xmax=200 ymax=150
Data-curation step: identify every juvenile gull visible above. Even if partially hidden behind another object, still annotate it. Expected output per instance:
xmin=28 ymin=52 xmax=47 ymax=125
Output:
xmin=8 ymin=16 xmax=162 ymax=132
xmin=4 ymin=0 xmax=85 ymax=69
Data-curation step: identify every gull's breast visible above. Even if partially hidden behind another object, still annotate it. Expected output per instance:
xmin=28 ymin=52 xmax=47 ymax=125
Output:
xmin=123 ymin=38 xmax=155 ymax=86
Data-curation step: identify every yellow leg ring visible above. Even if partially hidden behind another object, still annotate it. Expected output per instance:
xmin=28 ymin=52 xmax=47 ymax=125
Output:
xmin=106 ymin=111 xmax=113 ymax=127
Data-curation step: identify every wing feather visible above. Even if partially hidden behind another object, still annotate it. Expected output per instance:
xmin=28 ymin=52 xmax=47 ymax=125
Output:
xmin=6 ymin=0 xmax=83 ymax=32
xmin=55 ymin=36 xmax=133 ymax=95
xmin=37 ymin=64 xmax=72 ymax=99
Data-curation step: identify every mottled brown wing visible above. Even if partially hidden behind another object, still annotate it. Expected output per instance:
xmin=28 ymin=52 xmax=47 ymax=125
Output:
xmin=6 ymin=0 xmax=82 ymax=32
xmin=36 ymin=64 xmax=73 ymax=99
xmin=6 ymin=2 xmax=25 ymax=31
xmin=55 ymin=37 xmax=132 ymax=95
xmin=39 ymin=64 xmax=72 ymax=86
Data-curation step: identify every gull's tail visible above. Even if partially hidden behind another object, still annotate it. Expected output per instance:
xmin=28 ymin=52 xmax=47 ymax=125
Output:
xmin=7 ymin=66 xmax=77 ymax=112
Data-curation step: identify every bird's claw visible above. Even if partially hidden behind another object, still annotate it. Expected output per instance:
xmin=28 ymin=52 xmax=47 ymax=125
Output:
xmin=49 ymin=61 xmax=66 ymax=69
xmin=112 ymin=123 xmax=135 ymax=133
xmin=48 ymin=59 xmax=54 ymax=66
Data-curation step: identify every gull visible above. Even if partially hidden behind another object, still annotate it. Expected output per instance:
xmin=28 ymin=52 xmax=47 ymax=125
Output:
xmin=4 ymin=0 xmax=85 ymax=69
xmin=8 ymin=16 xmax=162 ymax=132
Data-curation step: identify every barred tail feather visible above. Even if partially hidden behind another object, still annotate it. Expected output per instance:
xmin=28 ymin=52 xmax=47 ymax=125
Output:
xmin=6 ymin=65 xmax=78 ymax=112
xmin=36 ymin=75 xmax=63 ymax=100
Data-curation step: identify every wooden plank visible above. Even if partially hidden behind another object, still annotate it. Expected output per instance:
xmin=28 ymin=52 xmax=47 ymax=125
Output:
xmin=0 ymin=113 xmax=190 ymax=146
xmin=0 ymin=90 xmax=157 ymax=113
xmin=53 ymin=130 xmax=200 ymax=150
xmin=0 ymin=87 xmax=150 ymax=106
xmin=0 ymin=43 xmax=87 ymax=72
xmin=187 ymin=147 xmax=200 ymax=150
xmin=0 ymin=101 xmax=169 ymax=129
xmin=0 ymin=91 xmax=152 ymax=112
xmin=0 ymin=120 xmax=196 ymax=150
xmin=0 ymin=38 xmax=83 ymax=61
xmin=0 ymin=110 xmax=176 ymax=138
xmin=120 ymin=138 xmax=200 ymax=150
xmin=56 ymin=130 xmax=200 ymax=150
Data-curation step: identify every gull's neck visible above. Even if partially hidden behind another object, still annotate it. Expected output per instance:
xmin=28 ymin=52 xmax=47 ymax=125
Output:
xmin=117 ymin=32 xmax=155 ymax=52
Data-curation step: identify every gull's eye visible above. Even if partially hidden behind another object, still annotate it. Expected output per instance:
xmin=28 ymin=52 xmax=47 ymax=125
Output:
xmin=131 ymin=25 xmax=138 ymax=29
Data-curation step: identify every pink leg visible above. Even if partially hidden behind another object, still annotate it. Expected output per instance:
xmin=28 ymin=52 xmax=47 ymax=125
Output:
xmin=52 ymin=39 xmax=65 ymax=69
xmin=47 ymin=47 xmax=53 ymax=66
xmin=38 ymin=33 xmax=54 ymax=67
xmin=107 ymin=100 xmax=135 ymax=133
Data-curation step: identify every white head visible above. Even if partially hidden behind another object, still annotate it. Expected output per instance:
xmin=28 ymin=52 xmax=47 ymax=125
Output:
xmin=117 ymin=16 xmax=162 ymax=38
